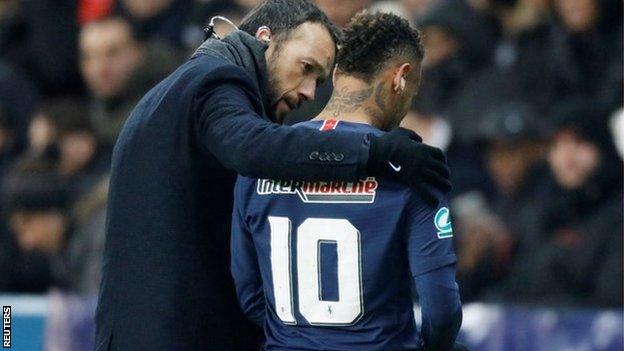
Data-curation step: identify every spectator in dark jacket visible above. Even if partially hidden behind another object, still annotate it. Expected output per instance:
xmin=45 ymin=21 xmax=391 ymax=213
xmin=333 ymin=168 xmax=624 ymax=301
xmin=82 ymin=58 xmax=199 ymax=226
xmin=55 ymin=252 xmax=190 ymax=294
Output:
xmin=417 ymin=0 xmax=498 ymax=141
xmin=453 ymin=101 xmax=549 ymax=301
xmin=501 ymin=100 xmax=623 ymax=307
xmin=1 ymin=156 xmax=69 ymax=292
xmin=448 ymin=0 xmax=555 ymax=142
xmin=548 ymin=0 xmax=623 ymax=112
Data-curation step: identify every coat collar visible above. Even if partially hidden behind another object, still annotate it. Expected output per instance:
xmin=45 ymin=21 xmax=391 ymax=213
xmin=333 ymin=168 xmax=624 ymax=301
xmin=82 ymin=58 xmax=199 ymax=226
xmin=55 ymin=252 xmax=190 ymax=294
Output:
xmin=192 ymin=30 xmax=275 ymax=121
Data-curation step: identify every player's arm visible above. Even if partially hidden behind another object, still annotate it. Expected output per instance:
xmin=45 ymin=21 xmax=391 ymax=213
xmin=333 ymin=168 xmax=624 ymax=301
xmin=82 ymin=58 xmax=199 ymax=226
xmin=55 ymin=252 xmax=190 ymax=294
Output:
xmin=230 ymin=178 xmax=265 ymax=327
xmin=195 ymin=65 xmax=450 ymax=204
xmin=403 ymin=190 xmax=462 ymax=351
xmin=415 ymin=265 xmax=462 ymax=351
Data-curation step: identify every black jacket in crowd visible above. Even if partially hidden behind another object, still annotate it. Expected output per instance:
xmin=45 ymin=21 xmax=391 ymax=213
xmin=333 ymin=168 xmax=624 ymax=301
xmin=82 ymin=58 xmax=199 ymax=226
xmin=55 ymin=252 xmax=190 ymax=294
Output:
xmin=96 ymin=31 xmax=377 ymax=350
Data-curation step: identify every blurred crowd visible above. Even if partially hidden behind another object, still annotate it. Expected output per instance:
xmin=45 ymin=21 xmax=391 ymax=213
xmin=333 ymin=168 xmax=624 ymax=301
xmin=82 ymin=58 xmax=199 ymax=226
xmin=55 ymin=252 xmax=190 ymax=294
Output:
xmin=0 ymin=0 xmax=621 ymax=309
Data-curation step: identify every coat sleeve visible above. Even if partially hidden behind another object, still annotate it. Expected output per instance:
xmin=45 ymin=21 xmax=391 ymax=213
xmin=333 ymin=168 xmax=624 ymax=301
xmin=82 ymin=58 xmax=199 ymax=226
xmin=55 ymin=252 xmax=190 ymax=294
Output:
xmin=194 ymin=64 xmax=370 ymax=181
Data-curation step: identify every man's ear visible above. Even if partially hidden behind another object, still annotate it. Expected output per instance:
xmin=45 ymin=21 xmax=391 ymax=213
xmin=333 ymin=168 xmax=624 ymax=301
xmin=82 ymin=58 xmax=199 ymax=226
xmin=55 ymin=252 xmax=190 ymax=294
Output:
xmin=255 ymin=26 xmax=272 ymax=44
xmin=332 ymin=65 xmax=338 ymax=87
xmin=393 ymin=63 xmax=412 ymax=93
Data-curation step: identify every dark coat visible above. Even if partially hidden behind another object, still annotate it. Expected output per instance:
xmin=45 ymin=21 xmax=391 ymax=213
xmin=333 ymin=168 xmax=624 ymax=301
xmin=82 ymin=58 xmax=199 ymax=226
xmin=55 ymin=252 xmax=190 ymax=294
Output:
xmin=96 ymin=31 xmax=371 ymax=350
xmin=501 ymin=155 xmax=623 ymax=307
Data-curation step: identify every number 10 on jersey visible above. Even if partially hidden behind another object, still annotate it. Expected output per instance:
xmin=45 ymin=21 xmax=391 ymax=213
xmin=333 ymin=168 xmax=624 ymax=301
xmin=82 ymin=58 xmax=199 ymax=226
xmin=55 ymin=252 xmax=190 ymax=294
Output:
xmin=268 ymin=216 xmax=364 ymax=326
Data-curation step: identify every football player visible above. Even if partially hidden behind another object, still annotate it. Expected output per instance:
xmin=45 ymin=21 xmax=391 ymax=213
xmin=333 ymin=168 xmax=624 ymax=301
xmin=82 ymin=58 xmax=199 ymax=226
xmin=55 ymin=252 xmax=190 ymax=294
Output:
xmin=231 ymin=11 xmax=463 ymax=351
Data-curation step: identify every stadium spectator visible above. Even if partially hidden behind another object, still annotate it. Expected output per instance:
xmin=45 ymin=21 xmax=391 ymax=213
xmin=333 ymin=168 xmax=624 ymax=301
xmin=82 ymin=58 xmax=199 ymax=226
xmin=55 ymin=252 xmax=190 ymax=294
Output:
xmin=53 ymin=99 xmax=110 ymax=202
xmin=1 ymin=156 xmax=67 ymax=291
xmin=4 ymin=157 xmax=68 ymax=255
xmin=0 ymin=222 xmax=54 ymax=292
xmin=448 ymin=0 xmax=555 ymax=142
xmin=416 ymin=0 xmax=498 ymax=139
xmin=79 ymin=16 xmax=181 ymax=146
xmin=453 ymin=102 xmax=548 ymax=301
xmin=27 ymin=98 xmax=109 ymax=203
xmin=548 ymin=0 xmax=623 ymax=111
xmin=2 ymin=154 xmax=109 ymax=295
xmin=500 ymin=100 xmax=623 ymax=307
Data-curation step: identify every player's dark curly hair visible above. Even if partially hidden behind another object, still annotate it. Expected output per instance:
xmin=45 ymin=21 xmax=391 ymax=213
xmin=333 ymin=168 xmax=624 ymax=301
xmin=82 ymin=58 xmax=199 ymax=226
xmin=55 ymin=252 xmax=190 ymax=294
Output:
xmin=239 ymin=0 xmax=340 ymax=46
xmin=336 ymin=11 xmax=424 ymax=82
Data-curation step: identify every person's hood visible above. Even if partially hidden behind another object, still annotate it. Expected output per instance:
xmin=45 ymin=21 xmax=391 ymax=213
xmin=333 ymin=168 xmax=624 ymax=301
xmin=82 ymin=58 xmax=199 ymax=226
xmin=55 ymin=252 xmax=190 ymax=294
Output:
xmin=192 ymin=30 xmax=274 ymax=121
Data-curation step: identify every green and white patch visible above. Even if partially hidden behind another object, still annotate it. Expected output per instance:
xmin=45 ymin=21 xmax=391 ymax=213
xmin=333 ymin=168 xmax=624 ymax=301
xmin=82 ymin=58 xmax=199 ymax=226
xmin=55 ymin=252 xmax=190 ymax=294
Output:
xmin=434 ymin=207 xmax=453 ymax=239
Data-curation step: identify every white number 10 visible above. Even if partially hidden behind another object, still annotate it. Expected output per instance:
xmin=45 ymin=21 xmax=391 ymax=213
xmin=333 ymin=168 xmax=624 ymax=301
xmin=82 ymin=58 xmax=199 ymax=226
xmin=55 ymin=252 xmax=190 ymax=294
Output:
xmin=268 ymin=216 xmax=363 ymax=326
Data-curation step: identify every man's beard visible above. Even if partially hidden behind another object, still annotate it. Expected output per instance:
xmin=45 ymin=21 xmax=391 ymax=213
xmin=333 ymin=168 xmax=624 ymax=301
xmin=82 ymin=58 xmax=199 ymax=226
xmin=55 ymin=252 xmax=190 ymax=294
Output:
xmin=267 ymin=51 xmax=279 ymax=108
xmin=266 ymin=51 xmax=284 ymax=122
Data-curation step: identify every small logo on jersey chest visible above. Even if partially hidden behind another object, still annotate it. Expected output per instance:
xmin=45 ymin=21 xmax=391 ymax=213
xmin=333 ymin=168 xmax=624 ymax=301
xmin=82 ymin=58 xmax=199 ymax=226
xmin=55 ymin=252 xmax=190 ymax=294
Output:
xmin=434 ymin=207 xmax=453 ymax=239
xmin=257 ymin=178 xmax=378 ymax=203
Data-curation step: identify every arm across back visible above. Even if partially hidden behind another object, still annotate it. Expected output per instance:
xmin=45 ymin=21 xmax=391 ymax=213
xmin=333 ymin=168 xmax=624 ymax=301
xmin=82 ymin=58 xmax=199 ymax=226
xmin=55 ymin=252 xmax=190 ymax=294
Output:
xmin=195 ymin=64 xmax=369 ymax=181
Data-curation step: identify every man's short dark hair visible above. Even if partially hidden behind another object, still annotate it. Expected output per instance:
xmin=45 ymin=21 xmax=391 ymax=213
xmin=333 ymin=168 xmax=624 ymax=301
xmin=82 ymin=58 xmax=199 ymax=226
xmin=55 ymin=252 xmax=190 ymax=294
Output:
xmin=239 ymin=0 xmax=340 ymax=45
xmin=83 ymin=16 xmax=143 ymax=44
xmin=336 ymin=11 xmax=425 ymax=82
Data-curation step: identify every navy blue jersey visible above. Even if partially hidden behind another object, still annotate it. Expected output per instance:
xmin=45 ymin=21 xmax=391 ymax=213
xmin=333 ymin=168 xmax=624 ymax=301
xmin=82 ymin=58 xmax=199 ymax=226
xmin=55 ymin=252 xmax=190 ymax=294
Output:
xmin=231 ymin=120 xmax=457 ymax=350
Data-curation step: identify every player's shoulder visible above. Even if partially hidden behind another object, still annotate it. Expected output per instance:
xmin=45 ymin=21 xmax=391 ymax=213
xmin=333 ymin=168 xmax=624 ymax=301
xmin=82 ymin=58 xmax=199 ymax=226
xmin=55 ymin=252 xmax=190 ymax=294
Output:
xmin=293 ymin=119 xmax=384 ymax=137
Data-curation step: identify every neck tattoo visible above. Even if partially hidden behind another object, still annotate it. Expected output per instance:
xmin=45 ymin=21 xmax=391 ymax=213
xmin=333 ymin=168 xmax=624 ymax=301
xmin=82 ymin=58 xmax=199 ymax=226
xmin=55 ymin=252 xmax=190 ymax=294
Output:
xmin=325 ymin=86 xmax=374 ymax=117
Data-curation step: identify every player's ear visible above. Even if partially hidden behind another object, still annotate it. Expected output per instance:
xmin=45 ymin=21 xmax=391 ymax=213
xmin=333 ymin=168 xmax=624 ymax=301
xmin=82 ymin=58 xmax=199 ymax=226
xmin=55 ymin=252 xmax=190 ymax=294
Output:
xmin=393 ymin=63 xmax=412 ymax=95
xmin=332 ymin=65 xmax=338 ymax=87
xmin=255 ymin=26 xmax=272 ymax=44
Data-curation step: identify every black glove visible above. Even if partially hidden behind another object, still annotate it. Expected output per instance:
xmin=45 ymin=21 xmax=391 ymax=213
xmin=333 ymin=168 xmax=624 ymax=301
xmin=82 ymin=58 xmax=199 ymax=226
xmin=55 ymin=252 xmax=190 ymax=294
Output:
xmin=368 ymin=128 xmax=451 ymax=206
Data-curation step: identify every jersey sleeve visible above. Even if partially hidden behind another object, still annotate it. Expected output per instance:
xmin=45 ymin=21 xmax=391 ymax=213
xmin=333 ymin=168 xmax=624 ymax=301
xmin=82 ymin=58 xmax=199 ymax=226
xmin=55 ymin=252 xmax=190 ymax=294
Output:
xmin=230 ymin=177 xmax=265 ymax=326
xmin=414 ymin=265 xmax=462 ymax=350
xmin=403 ymin=188 xmax=457 ymax=277
xmin=404 ymin=190 xmax=462 ymax=350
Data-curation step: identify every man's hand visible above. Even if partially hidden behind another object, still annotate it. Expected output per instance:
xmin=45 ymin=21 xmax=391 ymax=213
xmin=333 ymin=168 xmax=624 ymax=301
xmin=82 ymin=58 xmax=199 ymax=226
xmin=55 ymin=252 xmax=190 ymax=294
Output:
xmin=368 ymin=128 xmax=451 ymax=206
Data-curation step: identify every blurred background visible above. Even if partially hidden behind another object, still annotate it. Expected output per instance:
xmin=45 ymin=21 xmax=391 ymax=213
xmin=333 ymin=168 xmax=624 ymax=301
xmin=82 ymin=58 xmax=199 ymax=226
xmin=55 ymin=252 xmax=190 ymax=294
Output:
xmin=0 ymin=0 xmax=621 ymax=350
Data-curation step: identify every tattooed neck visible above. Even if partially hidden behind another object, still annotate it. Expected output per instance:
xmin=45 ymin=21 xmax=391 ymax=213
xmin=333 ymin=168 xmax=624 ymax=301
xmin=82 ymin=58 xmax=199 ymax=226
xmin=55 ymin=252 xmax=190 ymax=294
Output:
xmin=324 ymin=86 xmax=374 ymax=118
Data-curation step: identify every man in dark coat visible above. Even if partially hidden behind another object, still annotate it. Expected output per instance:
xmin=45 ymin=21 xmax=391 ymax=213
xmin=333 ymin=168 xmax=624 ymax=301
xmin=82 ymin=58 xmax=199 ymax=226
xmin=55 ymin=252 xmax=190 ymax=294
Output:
xmin=96 ymin=1 xmax=451 ymax=350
